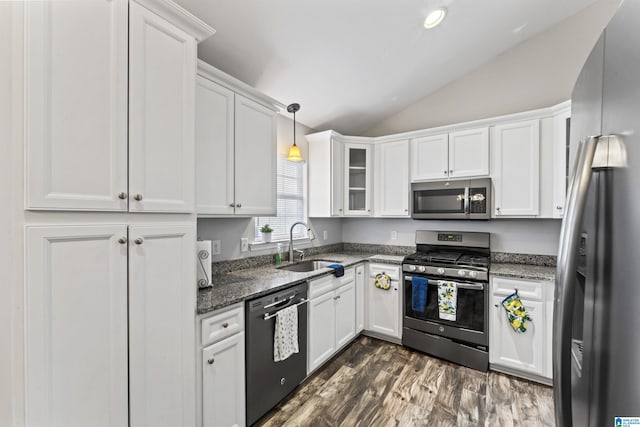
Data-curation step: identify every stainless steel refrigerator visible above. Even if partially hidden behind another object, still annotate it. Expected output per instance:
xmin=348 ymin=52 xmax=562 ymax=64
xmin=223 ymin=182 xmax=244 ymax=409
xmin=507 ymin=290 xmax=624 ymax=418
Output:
xmin=554 ymin=0 xmax=640 ymax=426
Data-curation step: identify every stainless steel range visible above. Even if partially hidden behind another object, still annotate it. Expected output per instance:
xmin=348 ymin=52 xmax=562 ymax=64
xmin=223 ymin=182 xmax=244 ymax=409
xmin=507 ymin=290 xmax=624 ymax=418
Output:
xmin=402 ymin=230 xmax=490 ymax=371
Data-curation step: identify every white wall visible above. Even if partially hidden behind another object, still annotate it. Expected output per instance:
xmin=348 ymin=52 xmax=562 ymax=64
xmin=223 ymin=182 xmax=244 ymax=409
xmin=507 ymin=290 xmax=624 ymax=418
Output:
xmin=197 ymin=114 xmax=344 ymax=260
xmin=365 ymin=0 xmax=621 ymax=136
xmin=342 ymin=218 xmax=562 ymax=255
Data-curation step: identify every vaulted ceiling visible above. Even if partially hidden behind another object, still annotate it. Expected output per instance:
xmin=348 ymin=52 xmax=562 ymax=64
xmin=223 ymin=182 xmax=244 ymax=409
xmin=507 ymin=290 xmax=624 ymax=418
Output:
xmin=176 ymin=0 xmax=598 ymax=134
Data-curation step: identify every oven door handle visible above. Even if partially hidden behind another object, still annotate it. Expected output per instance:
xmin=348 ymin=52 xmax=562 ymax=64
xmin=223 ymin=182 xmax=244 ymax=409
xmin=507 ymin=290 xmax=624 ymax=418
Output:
xmin=404 ymin=276 xmax=484 ymax=290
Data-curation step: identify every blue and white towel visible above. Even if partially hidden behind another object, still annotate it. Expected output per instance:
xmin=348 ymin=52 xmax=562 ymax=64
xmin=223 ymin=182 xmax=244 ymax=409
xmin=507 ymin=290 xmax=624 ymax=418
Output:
xmin=437 ymin=280 xmax=457 ymax=321
xmin=274 ymin=305 xmax=299 ymax=362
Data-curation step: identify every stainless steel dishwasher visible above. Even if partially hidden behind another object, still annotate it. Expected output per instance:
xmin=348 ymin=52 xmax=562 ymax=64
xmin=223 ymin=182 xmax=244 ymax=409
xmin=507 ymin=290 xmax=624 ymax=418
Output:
xmin=245 ymin=282 xmax=308 ymax=426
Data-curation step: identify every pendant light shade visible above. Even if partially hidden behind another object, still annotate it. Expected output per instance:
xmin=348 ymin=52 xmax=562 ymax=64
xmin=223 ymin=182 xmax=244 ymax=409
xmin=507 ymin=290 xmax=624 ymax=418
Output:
xmin=286 ymin=103 xmax=303 ymax=162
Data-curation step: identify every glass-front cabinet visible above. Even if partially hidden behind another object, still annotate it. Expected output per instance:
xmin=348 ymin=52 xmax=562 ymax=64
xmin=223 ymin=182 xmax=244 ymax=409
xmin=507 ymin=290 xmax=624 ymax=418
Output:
xmin=343 ymin=143 xmax=372 ymax=216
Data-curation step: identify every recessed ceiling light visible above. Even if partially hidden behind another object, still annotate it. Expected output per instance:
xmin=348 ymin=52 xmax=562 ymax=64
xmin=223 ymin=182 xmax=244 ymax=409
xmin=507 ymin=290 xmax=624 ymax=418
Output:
xmin=424 ymin=7 xmax=447 ymax=29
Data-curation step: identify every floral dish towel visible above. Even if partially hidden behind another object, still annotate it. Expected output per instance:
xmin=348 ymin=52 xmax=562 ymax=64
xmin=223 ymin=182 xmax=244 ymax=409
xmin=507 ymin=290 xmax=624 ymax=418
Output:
xmin=437 ymin=280 xmax=457 ymax=321
xmin=501 ymin=290 xmax=532 ymax=333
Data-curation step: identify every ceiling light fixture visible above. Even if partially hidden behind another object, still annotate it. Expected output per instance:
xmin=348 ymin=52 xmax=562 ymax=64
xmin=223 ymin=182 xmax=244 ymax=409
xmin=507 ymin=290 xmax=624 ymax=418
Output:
xmin=286 ymin=103 xmax=303 ymax=162
xmin=424 ymin=7 xmax=447 ymax=29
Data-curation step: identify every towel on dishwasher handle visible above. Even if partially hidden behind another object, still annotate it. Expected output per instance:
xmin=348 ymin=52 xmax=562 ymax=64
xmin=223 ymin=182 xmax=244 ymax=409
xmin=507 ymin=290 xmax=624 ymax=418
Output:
xmin=274 ymin=305 xmax=299 ymax=362
xmin=437 ymin=280 xmax=457 ymax=321
xmin=327 ymin=263 xmax=344 ymax=277
xmin=411 ymin=277 xmax=428 ymax=313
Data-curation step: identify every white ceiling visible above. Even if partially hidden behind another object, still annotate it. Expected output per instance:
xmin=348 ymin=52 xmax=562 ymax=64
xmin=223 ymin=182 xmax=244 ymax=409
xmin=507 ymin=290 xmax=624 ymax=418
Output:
xmin=176 ymin=0 xmax=597 ymax=135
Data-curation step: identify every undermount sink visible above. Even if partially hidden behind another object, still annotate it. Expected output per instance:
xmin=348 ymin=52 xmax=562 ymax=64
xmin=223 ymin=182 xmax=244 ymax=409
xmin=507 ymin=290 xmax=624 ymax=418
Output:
xmin=276 ymin=259 xmax=339 ymax=273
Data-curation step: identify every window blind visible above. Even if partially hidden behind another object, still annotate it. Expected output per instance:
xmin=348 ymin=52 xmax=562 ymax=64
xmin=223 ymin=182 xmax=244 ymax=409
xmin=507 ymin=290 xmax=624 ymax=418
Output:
xmin=256 ymin=155 xmax=307 ymax=242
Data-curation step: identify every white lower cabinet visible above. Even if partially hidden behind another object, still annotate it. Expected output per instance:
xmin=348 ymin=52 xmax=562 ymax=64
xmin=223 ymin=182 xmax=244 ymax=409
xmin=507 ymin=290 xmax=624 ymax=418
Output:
xmin=366 ymin=263 xmax=401 ymax=340
xmin=25 ymin=223 xmax=196 ymax=427
xmin=307 ymin=269 xmax=356 ymax=374
xmin=355 ymin=264 xmax=366 ymax=333
xmin=489 ymin=275 xmax=554 ymax=382
xmin=199 ymin=304 xmax=245 ymax=427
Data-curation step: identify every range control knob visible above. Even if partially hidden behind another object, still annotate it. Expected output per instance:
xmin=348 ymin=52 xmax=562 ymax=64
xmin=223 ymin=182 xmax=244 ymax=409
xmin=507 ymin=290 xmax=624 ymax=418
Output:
xmin=437 ymin=268 xmax=445 ymax=275
xmin=418 ymin=266 xmax=426 ymax=273
xmin=468 ymin=271 xmax=478 ymax=278
xmin=457 ymin=270 xmax=467 ymax=277
xmin=408 ymin=265 xmax=416 ymax=272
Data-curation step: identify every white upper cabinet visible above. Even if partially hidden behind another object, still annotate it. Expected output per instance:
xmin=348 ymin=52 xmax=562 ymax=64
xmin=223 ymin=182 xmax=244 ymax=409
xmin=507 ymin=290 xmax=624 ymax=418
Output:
xmin=234 ymin=95 xmax=278 ymax=216
xmin=25 ymin=0 xmax=214 ymax=213
xmin=375 ymin=140 xmax=410 ymax=217
xmin=195 ymin=63 xmax=279 ymax=217
xmin=195 ymin=77 xmax=235 ymax=215
xmin=129 ymin=2 xmax=196 ymax=213
xmin=307 ymin=131 xmax=344 ymax=217
xmin=410 ymin=127 xmax=489 ymax=182
xmin=343 ymin=143 xmax=372 ymax=216
xmin=491 ymin=120 xmax=540 ymax=217
xmin=448 ymin=127 xmax=490 ymax=178
xmin=128 ymin=223 xmax=196 ymax=427
xmin=25 ymin=225 xmax=129 ymax=427
xmin=552 ymin=108 xmax=571 ymax=218
xmin=410 ymin=134 xmax=449 ymax=181
xmin=25 ymin=0 xmax=128 ymax=211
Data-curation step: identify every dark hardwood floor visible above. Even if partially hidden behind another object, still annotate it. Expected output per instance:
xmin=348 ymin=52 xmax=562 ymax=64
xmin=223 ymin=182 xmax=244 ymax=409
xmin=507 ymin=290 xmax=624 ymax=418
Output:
xmin=255 ymin=336 xmax=554 ymax=427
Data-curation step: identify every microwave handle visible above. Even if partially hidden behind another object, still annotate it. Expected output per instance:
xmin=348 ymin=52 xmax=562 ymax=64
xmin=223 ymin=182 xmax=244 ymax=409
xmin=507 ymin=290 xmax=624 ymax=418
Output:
xmin=464 ymin=186 xmax=470 ymax=214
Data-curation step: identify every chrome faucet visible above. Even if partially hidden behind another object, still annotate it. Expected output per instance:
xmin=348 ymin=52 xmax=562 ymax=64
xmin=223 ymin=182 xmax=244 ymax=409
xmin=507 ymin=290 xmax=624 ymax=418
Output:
xmin=289 ymin=221 xmax=310 ymax=262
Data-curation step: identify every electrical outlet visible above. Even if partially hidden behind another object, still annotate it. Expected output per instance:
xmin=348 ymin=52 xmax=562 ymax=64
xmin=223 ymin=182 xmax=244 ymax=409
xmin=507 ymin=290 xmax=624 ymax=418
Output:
xmin=211 ymin=240 xmax=221 ymax=255
xmin=323 ymin=230 xmax=328 ymax=240
xmin=391 ymin=231 xmax=398 ymax=241
xmin=240 ymin=238 xmax=248 ymax=252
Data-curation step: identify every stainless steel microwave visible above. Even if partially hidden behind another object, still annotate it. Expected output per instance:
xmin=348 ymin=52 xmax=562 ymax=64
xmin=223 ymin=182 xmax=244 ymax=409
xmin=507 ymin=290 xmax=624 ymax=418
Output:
xmin=411 ymin=178 xmax=491 ymax=220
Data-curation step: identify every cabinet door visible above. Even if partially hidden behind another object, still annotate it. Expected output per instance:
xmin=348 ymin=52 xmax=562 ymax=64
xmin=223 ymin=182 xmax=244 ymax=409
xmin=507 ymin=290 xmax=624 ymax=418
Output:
xmin=25 ymin=225 xmax=128 ymax=426
xmin=308 ymin=291 xmax=336 ymax=374
xmin=376 ymin=140 xmax=409 ymax=216
xmin=25 ymin=0 xmax=128 ymax=211
xmin=448 ymin=127 xmax=490 ymax=178
xmin=343 ymin=144 xmax=372 ymax=216
xmin=367 ymin=280 xmax=400 ymax=339
xmin=129 ymin=224 xmax=196 ymax=427
xmin=129 ymin=3 xmax=196 ymax=213
xmin=202 ymin=333 xmax=246 ymax=427
xmin=335 ymin=282 xmax=356 ymax=348
xmin=490 ymin=296 xmax=544 ymax=376
xmin=410 ymin=134 xmax=449 ymax=181
xmin=553 ymin=110 xmax=571 ymax=218
xmin=234 ymin=95 xmax=277 ymax=215
xmin=355 ymin=265 xmax=365 ymax=333
xmin=492 ymin=120 xmax=540 ymax=216
xmin=331 ymin=139 xmax=345 ymax=216
xmin=195 ymin=76 xmax=235 ymax=215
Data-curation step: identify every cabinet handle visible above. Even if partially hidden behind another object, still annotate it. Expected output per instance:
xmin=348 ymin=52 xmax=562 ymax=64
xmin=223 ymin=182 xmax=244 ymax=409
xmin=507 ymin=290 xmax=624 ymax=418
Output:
xmin=496 ymin=207 xmax=501 ymax=214
xmin=229 ymin=203 xmax=235 ymax=208
xmin=222 ymin=322 xmax=229 ymax=328
xmin=134 ymin=237 xmax=144 ymax=245
xmin=118 ymin=192 xmax=127 ymax=200
xmin=207 ymin=358 xmax=215 ymax=365
xmin=236 ymin=203 xmax=242 ymax=208
xmin=449 ymin=170 xmax=453 ymax=174
xmin=133 ymin=193 xmax=143 ymax=201
xmin=404 ymin=209 xmax=408 ymax=212
xmin=556 ymin=205 xmax=563 ymax=210
xmin=444 ymin=171 xmax=448 ymax=175
xmin=494 ymin=304 xmax=499 ymax=308
xmin=394 ymin=288 xmax=398 ymax=291
xmin=367 ymin=209 xmax=371 ymax=212
xmin=339 ymin=208 xmax=343 ymax=211
xmin=117 ymin=237 xmax=127 ymax=244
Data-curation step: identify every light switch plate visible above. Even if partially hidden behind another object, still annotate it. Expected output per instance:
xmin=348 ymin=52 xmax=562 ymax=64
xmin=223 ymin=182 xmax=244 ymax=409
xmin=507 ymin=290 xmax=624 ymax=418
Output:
xmin=211 ymin=240 xmax=221 ymax=255
xmin=391 ymin=231 xmax=398 ymax=241
xmin=240 ymin=238 xmax=248 ymax=252
xmin=323 ymin=230 xmax=328 ymax=240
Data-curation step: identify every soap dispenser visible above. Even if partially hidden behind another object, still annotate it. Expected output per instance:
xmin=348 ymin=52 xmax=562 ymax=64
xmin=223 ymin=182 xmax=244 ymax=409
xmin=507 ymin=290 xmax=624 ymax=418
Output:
xmin=275 ymin=243 xmax=282 ymax=265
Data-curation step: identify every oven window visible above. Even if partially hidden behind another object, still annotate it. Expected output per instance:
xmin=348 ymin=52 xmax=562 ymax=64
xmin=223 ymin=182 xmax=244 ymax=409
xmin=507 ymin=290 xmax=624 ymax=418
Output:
xmin=413 ymin=188 xmax=465 ymax=214
xmin=405 ymin=278 xmax=485 ymax=332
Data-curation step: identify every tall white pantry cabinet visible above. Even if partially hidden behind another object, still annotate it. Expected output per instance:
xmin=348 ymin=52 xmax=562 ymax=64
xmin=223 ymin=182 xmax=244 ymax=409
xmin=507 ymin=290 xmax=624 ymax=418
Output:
xmin=20 ymin=1 xmax=215 ymax=427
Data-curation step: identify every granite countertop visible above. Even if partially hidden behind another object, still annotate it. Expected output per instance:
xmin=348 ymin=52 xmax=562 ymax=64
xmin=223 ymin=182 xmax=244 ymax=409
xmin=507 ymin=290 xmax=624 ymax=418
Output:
xmin=197 ymin=252 xmax=404 ymax=314
xmin=491 ymin=263 xmax=556 ymax=281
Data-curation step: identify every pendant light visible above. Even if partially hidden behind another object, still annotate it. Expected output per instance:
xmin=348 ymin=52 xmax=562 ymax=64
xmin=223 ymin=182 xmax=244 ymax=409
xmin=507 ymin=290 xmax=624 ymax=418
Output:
xmin=286 ymin=103 xmax=303 ymax=162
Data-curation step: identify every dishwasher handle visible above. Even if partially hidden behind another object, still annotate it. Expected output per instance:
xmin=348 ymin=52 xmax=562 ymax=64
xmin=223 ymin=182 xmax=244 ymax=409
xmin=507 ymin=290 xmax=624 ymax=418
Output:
xmin=264 ymin=299 xmax=309 ymax=320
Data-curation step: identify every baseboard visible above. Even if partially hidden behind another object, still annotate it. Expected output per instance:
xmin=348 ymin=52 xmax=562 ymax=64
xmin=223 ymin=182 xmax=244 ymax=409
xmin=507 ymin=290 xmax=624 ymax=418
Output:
xmin=490 ymin=364 xmax=553 ymax=386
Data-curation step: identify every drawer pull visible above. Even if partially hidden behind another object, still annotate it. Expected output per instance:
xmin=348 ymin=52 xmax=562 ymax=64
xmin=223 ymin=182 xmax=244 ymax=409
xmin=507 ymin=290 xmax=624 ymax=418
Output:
xmin=222 ymin=322 xmax=229 ymax=328
xmin=208 ymin=358 xmax=215 ymax=365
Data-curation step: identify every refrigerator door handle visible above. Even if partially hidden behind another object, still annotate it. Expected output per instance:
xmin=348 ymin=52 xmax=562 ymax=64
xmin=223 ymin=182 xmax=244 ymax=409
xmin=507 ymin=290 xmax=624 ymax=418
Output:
xmin=554 ymin=135 xmax=600 ymax=427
